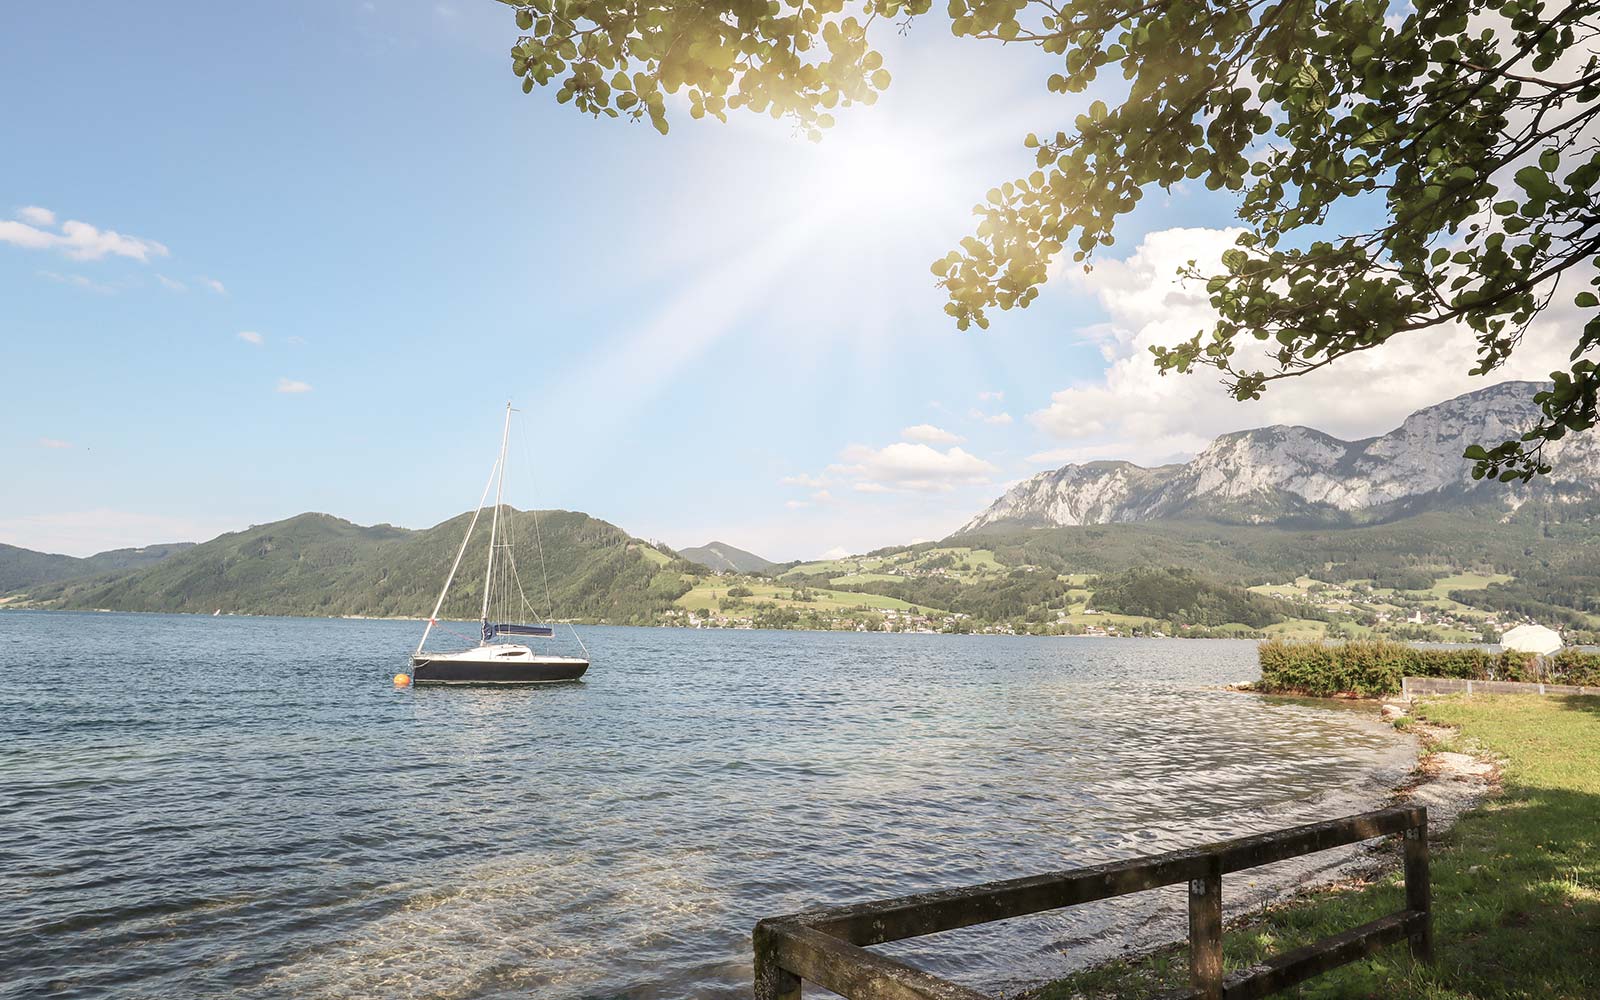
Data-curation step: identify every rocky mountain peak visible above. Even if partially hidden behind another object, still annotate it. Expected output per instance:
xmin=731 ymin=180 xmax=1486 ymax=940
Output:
xmin=959 ymin=381 xmax=1600 ymax=533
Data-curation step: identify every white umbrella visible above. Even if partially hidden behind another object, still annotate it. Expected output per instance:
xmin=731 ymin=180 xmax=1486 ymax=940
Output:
xmin=1500 ymin=623 xmax=1563 ymax=656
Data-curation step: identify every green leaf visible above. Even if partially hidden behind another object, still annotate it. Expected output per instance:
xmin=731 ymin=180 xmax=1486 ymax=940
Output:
xmin=1513 ymin=165 xmax=1560 ymax=201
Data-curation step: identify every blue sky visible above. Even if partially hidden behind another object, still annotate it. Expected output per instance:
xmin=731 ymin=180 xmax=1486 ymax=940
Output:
xmin=3 ymin=2 xmax=1555 ymax=560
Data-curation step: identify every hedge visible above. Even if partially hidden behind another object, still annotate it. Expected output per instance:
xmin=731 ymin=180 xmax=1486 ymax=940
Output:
xmin=1256 ymin=639 xmax=1600 ymax=697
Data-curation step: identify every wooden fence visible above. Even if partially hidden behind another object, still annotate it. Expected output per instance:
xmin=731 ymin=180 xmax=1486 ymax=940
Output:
xmin=753 ymin=805 xmax=1431 ymax=1000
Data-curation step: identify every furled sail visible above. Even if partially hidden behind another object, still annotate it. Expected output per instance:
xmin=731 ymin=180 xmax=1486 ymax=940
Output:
xmin=483 ymin=621 xmax=555 ymax=641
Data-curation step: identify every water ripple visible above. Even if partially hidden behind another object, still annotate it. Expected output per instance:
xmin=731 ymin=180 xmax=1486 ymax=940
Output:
xmin=0 ymin=613 xmax=1411 ymax=998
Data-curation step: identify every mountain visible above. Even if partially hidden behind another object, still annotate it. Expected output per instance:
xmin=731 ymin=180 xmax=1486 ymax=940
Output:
xmin=0 ymin=541 xmax=192 ymax=593
xmin=13 ymin=510 xmax=697 ymax=624
xmin=677 ymin=541 xmax=776 ymax=574
xmin=960 ymin=381 xmax=1600 ymax=533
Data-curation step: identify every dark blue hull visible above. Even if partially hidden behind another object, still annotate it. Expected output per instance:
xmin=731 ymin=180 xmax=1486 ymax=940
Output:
xmin=410 ymin=655 xmax=589 ymax=684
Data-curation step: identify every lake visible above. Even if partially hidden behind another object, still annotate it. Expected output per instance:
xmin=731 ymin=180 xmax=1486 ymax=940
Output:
xmin=0 ymin=612 xmax=1412 ymax=999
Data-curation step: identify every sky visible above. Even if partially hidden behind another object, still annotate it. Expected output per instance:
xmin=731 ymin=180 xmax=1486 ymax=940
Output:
xmin=0 ymin=2 xmax=1579 ymax=560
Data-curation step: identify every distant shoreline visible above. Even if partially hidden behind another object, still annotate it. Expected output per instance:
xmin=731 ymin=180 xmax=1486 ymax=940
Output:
xmin=0 ymin=606 xmax=1511 ymax=645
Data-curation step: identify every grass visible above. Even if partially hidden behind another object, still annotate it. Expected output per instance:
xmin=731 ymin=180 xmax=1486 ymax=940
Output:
xmin=786 ymin=547 xmax=1009 ymax=586
xmin=1034 ymin=694 xmax=1600 ymax=1000
xmin=629 ymin=543 xmax=671 ymax=567
xmin=1248 ymin=576 xmax=1325 ymax=598
xmin=1424 ymin=571 xmax=1514 ymax=599
xmin=674 ymin=580 xmax=946 ymax=616
xmin=1062 ymin=611 xmax=1161 ymax=630
xmin=1261 ymin=618 xmax=1334 ymax=639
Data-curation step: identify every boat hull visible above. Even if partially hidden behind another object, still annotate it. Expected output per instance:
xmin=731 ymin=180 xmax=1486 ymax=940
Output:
xmin=410 ymin=652 xmax=589 ymax=685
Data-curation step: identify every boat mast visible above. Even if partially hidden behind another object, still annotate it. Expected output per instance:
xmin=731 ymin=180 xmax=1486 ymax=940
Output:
xmin=480 ymin=402 xmax=513 ymax=642
xmin=415 ymin=450 xmax=502 ymax=656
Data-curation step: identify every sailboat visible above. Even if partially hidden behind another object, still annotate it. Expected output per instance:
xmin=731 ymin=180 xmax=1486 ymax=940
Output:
xmin=409 ymin=403 xmax=590 ymax=685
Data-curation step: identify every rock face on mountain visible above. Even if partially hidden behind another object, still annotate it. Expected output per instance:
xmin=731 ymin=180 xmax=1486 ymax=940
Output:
xmin=960 ymin=381 xmax=1600 ymax=532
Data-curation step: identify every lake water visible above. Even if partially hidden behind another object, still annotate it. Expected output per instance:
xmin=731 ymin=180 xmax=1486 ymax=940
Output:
xmin=0 ymin=612 xmax=1412 ymax=999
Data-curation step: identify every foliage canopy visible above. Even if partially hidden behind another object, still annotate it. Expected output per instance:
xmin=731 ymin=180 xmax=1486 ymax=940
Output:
xmin=500 ymin=0 xmax=1600 ymax=477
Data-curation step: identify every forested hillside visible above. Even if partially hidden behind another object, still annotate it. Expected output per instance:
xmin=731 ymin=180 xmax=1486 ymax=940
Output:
xmin=8 ymin=497 xmax=1599 ymax=641
xmin=18 ymin=510 xmax=699 ymax=624
xmin=0 ymin=542 xmax=192 ymax=593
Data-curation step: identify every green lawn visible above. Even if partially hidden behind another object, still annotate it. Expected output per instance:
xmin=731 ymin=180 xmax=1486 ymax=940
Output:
xmin=1424 ymin=571 xmax=1514 ymax=599
xmin=1062 ymin=611 xmax=1160 ymax=630
xmin=1261 ymin=618 xmax=1334 ymax=639
xmin=783 ymin=557 xmax=883 ymax=577
xmin=1249 ymin=576 xmax=1320 ymax=597
xmin=828 ymin=572 xmax=906 ymax=585
xmin=786 ymin=546 xmax=1007 ymax=584
xmin=630 ymin=543 xmax=671 ymax=566
xmin=1036 ymin=694 xmax=1600 ymax=999
xmin=674 ymin=580 xmax=945 ymax=616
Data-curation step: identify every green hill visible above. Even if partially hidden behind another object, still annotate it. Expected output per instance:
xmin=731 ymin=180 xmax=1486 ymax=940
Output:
xmin=0 ymin=541 xmax=191 ymax=593
xmin=9 ymin=498 xmax=1599 ymax=639
xmin=1086 ymin=566 xmax=1314 ymax=628
xmin=759 ymin=500 xmax=1600 ymax=639
xmin=677 ymin=541 xmax=776 ymax=574
xmin=17 ymin=510 xmax=697 ymax=624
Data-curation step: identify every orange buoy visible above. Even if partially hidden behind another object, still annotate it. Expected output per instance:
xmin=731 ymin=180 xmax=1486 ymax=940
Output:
xmin=393 ymin=673 xmax=412 ymax=688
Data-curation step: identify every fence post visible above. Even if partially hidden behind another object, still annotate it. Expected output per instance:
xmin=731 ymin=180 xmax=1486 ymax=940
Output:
xmin=753 ymin=922 xmax=801 ymax=1000
xmin=1189 ymin=856 xmax=1224 ymax=1000
xmin=1404 ymin=815 xmax=1434 ymax=964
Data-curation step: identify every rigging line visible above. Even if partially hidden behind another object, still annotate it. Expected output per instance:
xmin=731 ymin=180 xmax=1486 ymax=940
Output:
xmin=415 ymin=449 xmax=502 ymax=656
xmin=480 ymin=403 xmax=513 ymax=630
xmin=430 ymin=620 xmax=483 ymax=644
xmin=501 ymin=423 xmax=538 ymax=625
xmin=518 ymin=425 xmax=559 ymax=621
xmin=504 ymin=450 xmax=540 ymax=624
xmin=515 ymin=415 xmax=586 ymax=659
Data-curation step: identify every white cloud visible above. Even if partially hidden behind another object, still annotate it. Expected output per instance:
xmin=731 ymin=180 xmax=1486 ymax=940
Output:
xmin=0 ymin=209 xmax=168 ymax=262
xmin=785 ymin=499 xmax=809 ymax=509
xmin=978 ymin=390 xmax=1005 ymax=401
xmin=156 ymin=274 xmax=186 ymax=291
xmin=238 ymin=331 xmax=264 ymax=346
xmin=811 ymin=489 xmax=833 ymax=503
xmin=822 ymin=546 xmax=851 ymax=559
xmin=202 ymin=277 xmax=226 ymax=294
xmin=37 ymin=270 xmax=114 ymax=293
xmin=38 ymin=437 xmax=73 ymax=449
xmin=1030 ymin=226 xmax=1580 ymax=468
xmin=781 ymin=473 xmax=829 ymax=488
xmin=276 ymin=378 xmax=313 ymax=394
xmin=969 ymin=408 xmax=1013 ymax=425
xmin=1025 ymin=442 xmax=1173 ymax=466
xmin=831 ymin=441 xmax=997 ymax=493
xmin=901 ymin=423 xmax=964 ymax=445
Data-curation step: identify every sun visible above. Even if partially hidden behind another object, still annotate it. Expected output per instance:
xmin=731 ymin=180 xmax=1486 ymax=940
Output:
xmin=788 ymin=119 xmax=968 ymax=225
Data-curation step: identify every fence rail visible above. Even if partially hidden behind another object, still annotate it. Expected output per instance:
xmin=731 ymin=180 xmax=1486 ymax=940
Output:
xmin=753 ymin=805 xmax=1431 ymax=1000
xmin=1402 ymin=676 xmax=1599 ymax=698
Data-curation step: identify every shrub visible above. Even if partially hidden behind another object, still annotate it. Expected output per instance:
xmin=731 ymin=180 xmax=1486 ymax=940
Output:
xmin=1550 ymin=649 xmax=1600 ymax=686
xmin=1254 ymin=640 xmax=1600 ymax=696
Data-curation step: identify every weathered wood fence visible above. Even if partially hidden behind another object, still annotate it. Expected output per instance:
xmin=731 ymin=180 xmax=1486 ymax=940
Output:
xmin=753 ymin=805 xmax=1431 ymax=1000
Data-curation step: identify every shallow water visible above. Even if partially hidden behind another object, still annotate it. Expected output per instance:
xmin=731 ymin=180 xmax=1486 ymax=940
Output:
xmin=0 ymin=613 xmax=1411 ymax=999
